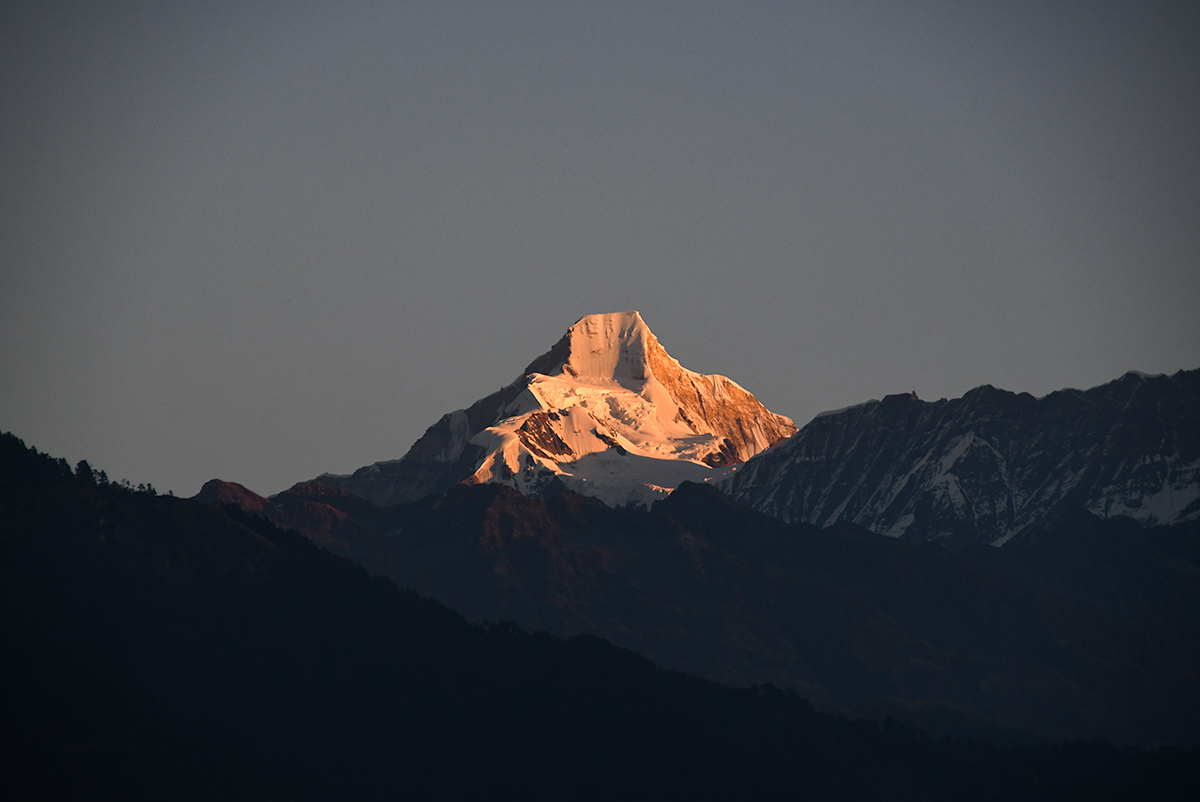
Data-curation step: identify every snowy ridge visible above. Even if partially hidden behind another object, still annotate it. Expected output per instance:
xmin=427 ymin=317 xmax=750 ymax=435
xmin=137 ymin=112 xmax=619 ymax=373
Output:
xmin=315 ymin=312 xmax=796 ymax=507
xmin=721 ymin=370 xmax=1200 ymax=547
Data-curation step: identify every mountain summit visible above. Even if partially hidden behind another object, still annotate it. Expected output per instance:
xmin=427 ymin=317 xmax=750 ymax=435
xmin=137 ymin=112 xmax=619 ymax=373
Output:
xmin=316 ymin=311 xmax=796 ymax=507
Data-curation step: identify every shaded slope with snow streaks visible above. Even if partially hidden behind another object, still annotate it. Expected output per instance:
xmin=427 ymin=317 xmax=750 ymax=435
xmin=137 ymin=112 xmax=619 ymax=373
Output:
xmin=720 ymin=369 xmax=1200 ymax=547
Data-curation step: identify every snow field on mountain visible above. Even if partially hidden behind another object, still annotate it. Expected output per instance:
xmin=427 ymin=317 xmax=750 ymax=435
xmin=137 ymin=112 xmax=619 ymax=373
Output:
xmin=463 ymin=311 xmax=789 ymax=506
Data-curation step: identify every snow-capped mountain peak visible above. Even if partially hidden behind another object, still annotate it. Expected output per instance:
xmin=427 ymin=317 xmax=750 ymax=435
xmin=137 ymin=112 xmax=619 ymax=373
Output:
xmin=559 ymin=310 xmax=656 ymax=381
xmin=315 ymin=311 xmax=796 ymax=507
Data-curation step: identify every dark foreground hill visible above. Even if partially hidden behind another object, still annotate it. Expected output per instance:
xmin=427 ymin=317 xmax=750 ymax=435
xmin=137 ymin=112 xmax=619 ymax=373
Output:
xmin=204 ymin=475 xmax=1200 ymax=748
xmin=4 ymin=433 xmax=1198 ymax=800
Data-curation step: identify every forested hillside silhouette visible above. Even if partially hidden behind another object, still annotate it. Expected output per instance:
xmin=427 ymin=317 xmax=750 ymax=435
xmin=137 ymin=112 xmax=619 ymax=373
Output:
xmin=3 ymin=432 xmax=1196 ymax=800
xmin=213 ymin=473 xmax=1200 ymax=746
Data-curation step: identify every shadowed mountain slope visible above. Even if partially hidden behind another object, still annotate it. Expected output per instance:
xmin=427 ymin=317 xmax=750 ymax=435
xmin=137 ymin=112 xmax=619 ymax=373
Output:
xmin=721 ymin=368 xmax=1200 ymax=548
xmin=201 ymin=474 xmax=1200 ymax=748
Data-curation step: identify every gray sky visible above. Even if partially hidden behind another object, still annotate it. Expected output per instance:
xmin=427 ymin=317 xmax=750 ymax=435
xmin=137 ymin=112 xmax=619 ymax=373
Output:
xmin=3 ymin=1 xmax=1198 ymax=496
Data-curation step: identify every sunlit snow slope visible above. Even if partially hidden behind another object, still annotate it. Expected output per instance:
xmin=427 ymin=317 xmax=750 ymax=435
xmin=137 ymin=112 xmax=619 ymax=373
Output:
xmin=316 ymin=312 xmax=796 ymax=507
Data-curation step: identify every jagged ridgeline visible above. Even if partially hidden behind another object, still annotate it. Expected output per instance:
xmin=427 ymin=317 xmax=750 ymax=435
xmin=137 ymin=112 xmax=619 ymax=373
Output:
xmin=720 ymin=368 xmax=1200 ymax=548
xmin=312 ymin=311 xmax=796 ymax=508
xmin=4 ymin=432 xmax=1199 ymax=800
xmin=301 ymin=311 xmax=1197 ymax=553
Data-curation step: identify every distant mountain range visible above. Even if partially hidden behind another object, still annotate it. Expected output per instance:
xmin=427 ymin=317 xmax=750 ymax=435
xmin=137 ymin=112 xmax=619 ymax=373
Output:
xmin=186 ymin=313 xmax=1200 ymax=747
xmin=308 ymin=312 xmax=1198 ymax=550
xmin=722 ymin=369 xmax=1199 ymax=548
xmin=7 ymin=310 xmax=1200 ymax=794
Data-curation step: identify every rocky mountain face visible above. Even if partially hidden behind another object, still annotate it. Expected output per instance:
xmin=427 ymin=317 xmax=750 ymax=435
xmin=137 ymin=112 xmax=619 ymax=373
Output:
xmin=315 ymin=312 xmax=795 ymax=508
xmin=720 ymin=369 xmax=1200 ymax=548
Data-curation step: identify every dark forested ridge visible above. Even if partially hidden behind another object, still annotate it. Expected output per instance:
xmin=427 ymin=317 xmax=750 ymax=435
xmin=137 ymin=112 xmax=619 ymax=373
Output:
xmin=211 ymin=474 xmax=1200 ymax=748
xmin=3 ymin=433 xmax=1197 ymax=800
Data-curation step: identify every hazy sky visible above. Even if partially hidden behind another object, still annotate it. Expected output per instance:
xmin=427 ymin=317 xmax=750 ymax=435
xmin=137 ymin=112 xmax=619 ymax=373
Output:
xmin=3 ymin=1 xmax=1198 ymax=496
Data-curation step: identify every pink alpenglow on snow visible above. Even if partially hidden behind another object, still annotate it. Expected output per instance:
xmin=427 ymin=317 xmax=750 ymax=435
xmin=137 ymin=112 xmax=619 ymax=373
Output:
xmin=315 ymin=312 xmax=797 ymax=508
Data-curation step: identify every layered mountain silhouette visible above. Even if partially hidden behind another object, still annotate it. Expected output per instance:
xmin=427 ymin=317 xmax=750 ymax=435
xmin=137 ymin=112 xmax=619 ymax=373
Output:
xmin=313 ymin=311 xmax=795 ymax=508
xmin=189 ymin=315 xmax=1200 ymax=748
xmin=196 ymin=474 xmax=1200 ymax=747
xmin=14 ymin=433 xmax=1200 ymax=799
xmin=307 ymin=312 xmax=1197 ymax=552
xmin=8 ymin=303 xmax=1200 ymax=795
xmin=720 ymin=369 xmax=1200 ymax=548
